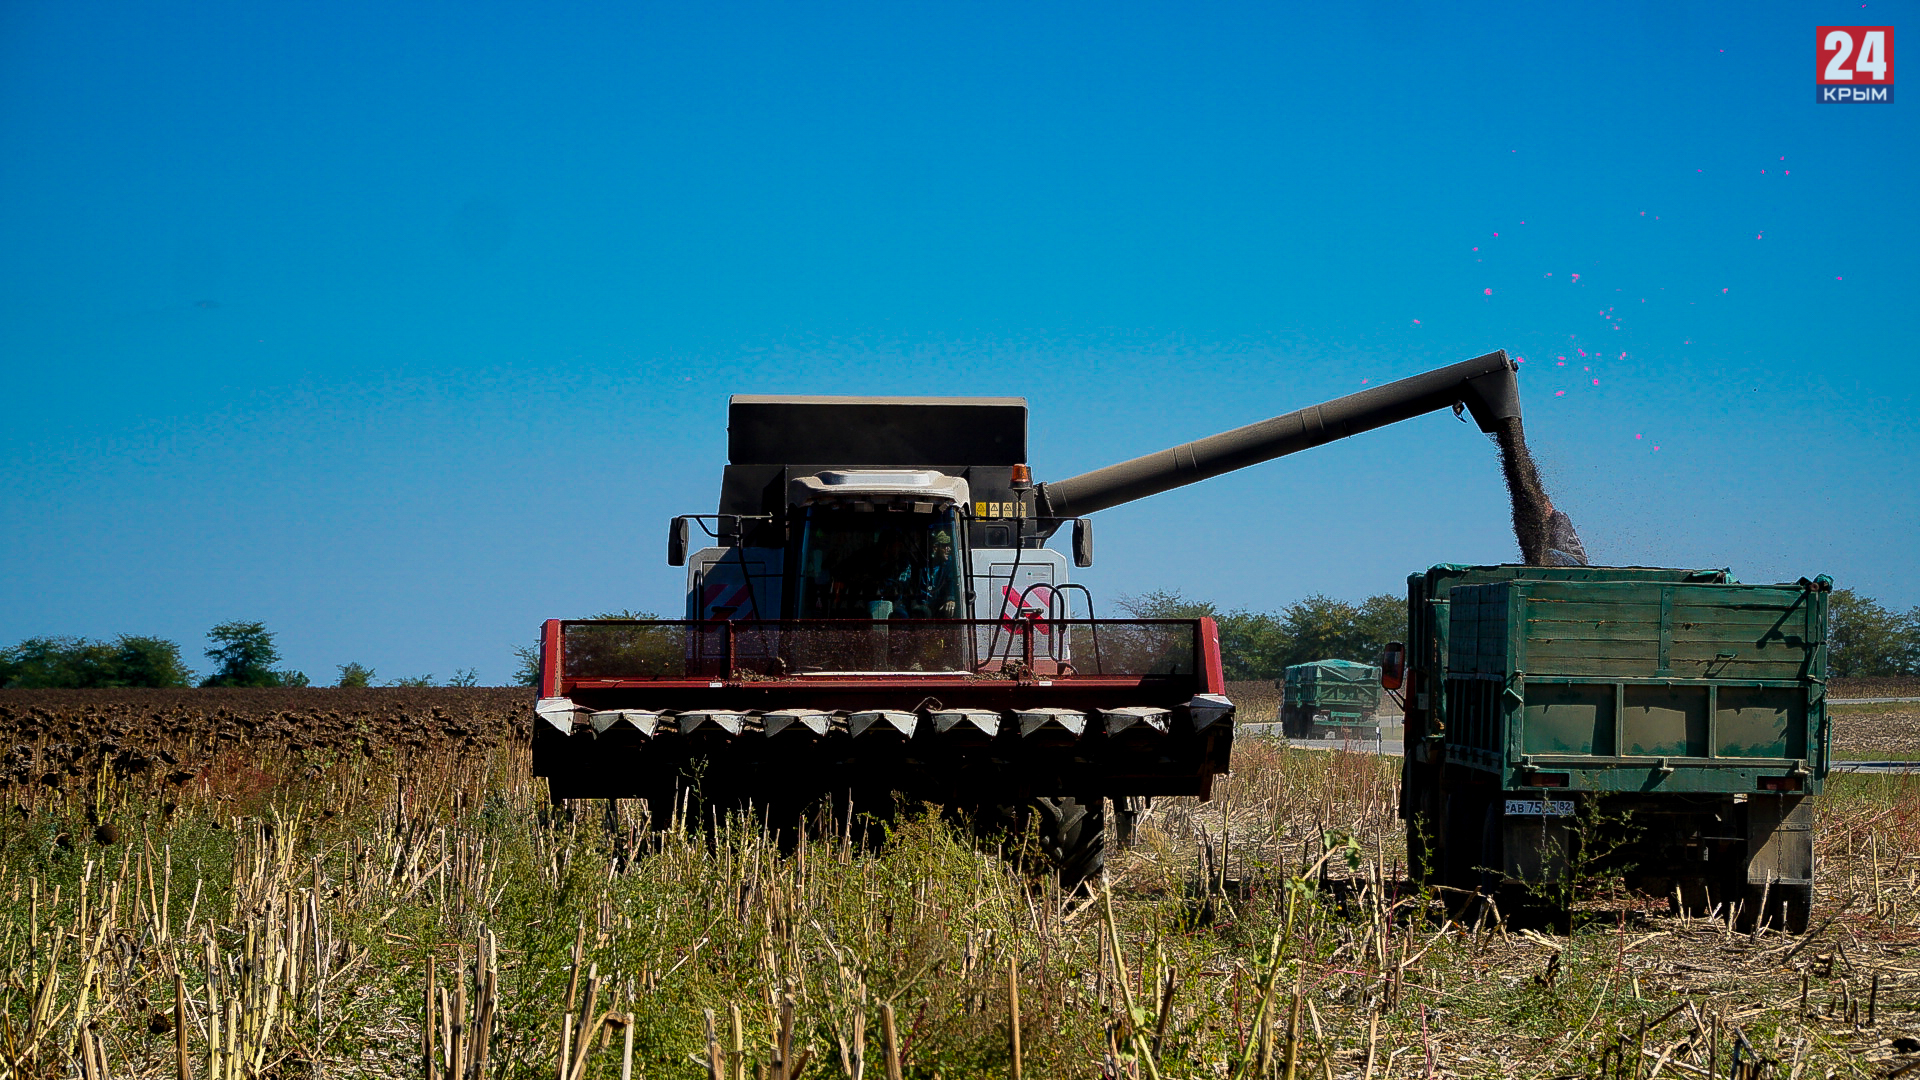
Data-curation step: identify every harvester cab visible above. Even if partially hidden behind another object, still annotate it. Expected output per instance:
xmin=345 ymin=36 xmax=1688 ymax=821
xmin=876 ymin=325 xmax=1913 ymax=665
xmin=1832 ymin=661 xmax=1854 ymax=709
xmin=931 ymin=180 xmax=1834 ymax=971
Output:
xmin=670 ymin=395 xmax=1081 ymax=673
xmin=533 ymin=350 xmax=1582 ymax=884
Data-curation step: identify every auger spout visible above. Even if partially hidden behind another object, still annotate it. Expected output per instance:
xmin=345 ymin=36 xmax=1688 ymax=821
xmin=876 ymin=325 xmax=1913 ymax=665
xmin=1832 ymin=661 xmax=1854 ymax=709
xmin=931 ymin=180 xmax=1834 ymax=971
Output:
xmin=1035 ymin=350 xmax=1523 ymax=518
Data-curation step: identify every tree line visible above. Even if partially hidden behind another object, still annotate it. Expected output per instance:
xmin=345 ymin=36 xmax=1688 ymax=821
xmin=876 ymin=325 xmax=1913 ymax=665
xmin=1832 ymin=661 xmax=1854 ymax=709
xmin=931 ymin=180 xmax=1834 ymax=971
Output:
xmin=1828 ymin=589 xmax=1920 ymax=678
xmin=7 ymin=588 xmax=1916 ymax=689
xmin=0 ymin=622 xmax=474 ymax=689
xmin=1126 ymin=586 xmax=1920 ymax=682
xmin=1119 ymin=590 xmax=1406 ymax=681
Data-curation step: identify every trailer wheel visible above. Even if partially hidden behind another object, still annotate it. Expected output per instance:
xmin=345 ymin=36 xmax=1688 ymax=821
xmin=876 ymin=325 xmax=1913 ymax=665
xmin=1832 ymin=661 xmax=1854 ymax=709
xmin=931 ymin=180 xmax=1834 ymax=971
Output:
xmin=1671 ymin=878 xmax=1716 ymax=918
xmin=1737 ymin=882 xmax=1812 ymax=934
xmin=1473 ymin=802 xmax=1570 ymax=932
xmin=1438 ymin=793 xmax=1486 ymax=914
xmin=1034 ymin=796 xmax=1106 ymax=890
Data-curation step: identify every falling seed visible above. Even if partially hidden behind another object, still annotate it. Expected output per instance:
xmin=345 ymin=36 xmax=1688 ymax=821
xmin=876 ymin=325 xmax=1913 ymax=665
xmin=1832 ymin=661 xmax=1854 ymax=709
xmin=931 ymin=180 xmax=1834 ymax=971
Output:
xmin=1836 ymin=276 xmax=1842 ymax=281
xmin=1593 ymin=379 xmax=1600 ymax=386
xmin=1635 ymin=434 xmax=1642 ymax=440
xmin=1722 ymin=288 xmax=1729 ymax=293
xmin=1484 ymin=288 xmax=1493 ymax=296
xmin=1361 ymin=378 xmax=1369 ymax=384
xmin=1412 ymin=318 xmax=1421 ymax=324
xmin=1555 ymin=390 xmax=1565 ymax=397
xmin=1571 ymin=273 xmax=1580 ymax=283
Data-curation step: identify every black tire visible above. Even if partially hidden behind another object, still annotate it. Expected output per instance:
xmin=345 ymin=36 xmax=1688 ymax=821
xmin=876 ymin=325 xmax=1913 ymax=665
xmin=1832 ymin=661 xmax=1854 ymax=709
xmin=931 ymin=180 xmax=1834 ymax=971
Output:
xmin=1034 ymin=796 xmax=1106 ymax=890
xmin=1671 ymin=877 xmax=1715 ymax=918
xmin=1482 ymin=804 xmax=1570 ymax=932
xmin=1438 ymin=793 xmax=1485 ymax=915
xmin=1737 ymin=881 xmax=1812 ymax=934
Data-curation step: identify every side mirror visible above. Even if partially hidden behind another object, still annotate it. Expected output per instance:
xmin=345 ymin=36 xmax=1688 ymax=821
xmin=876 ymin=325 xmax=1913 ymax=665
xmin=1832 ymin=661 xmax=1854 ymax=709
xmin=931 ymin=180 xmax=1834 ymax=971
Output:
xmin=667 ymin=517 xmax=691 ymax=567
xmin=1378 ymin=642 xmax=1405 ymax=690
xmin=1072 ymin=518 xmax=1094 ymax=568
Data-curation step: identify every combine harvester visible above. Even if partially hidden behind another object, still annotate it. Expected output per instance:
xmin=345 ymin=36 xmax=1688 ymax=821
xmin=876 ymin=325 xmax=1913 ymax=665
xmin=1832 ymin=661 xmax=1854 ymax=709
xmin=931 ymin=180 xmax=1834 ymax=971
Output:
xmin=533 ymin=350 xmax=1568 ymax=881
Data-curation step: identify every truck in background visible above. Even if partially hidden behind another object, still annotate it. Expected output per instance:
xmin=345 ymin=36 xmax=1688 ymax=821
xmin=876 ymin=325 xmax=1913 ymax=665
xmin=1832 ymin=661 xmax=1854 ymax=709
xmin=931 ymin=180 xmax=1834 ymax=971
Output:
xmin=1279 ymin=659 xmax=1383 ymax=740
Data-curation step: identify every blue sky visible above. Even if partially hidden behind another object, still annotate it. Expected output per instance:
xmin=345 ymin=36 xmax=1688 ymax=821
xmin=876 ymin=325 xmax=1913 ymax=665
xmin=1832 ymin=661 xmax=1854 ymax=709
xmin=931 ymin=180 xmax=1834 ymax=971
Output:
xmin=3 ymin=1 xmax=1915 ymax=684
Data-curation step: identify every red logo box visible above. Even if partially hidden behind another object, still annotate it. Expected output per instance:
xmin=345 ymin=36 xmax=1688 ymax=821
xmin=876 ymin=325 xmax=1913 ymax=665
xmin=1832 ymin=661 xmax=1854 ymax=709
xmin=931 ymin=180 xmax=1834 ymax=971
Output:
xmin=1818 ymin=26 xmax=1894 ymax=102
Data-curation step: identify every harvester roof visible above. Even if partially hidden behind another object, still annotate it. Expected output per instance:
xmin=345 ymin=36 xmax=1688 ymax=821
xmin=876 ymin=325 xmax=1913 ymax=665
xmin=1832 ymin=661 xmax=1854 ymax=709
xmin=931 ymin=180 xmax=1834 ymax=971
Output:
xmin=728 ymin=395 xmax=1027 ymax=467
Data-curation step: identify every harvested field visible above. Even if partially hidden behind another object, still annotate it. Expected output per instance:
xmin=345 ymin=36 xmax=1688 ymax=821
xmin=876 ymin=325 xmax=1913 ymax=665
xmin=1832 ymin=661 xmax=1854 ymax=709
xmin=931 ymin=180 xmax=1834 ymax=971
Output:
xmin=1833 ymin=677 xmax=1920 ymax=700
xmin=0 ymin=689 xmax=1914 ymax=1079
xmin=1832 ymin=706 xmax=1920 ymax=758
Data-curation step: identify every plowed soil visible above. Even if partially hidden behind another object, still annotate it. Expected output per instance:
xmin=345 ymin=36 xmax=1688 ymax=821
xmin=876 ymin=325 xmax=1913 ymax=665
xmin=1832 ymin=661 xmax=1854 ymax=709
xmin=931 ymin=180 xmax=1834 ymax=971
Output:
xmin=0 ymin=687 xmax=532 ymax=799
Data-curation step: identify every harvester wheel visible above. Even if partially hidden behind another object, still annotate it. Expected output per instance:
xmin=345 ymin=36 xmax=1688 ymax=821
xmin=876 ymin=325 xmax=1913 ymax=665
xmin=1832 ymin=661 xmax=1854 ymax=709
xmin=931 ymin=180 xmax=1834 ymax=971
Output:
xmin=1034 ymin=796 xmax=1106 ymax=890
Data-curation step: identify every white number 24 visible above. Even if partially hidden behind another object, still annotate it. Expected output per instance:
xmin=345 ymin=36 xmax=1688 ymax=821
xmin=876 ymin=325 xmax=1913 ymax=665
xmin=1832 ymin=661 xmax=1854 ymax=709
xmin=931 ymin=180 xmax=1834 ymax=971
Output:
xmin=1825 ymin=29 xmax=1889 ymax=81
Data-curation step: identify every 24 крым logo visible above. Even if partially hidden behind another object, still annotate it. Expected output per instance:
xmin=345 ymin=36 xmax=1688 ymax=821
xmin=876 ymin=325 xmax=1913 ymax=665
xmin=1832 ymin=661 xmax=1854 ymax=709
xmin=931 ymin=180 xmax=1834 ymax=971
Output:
xmin=1818 ymin=26 xmax=1894 ymax=103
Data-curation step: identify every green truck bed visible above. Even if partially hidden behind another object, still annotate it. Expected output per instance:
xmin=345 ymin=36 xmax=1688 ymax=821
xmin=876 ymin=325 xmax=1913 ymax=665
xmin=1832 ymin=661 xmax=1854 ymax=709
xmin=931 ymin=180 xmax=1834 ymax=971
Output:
xmin=1281 ymin=659 xmax=1381 ymax=723
xmin=1442 ymin=577 xmax=1829 ymax=794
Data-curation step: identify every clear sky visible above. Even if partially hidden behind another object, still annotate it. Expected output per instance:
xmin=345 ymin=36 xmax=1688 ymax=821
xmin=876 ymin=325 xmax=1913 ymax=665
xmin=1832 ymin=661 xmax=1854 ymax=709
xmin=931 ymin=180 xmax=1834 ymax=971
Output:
xmin=3 ymin=1 xmax=1915 ymax=684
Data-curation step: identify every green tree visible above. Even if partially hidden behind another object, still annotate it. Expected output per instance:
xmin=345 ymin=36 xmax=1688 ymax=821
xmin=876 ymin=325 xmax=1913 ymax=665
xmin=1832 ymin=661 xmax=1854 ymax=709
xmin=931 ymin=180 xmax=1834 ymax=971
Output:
xmin=1117 ymin=590 xmax=1218 ymax=621
xmin=1828 ymin=589 xmax=1917 ymax=677
xmin=1120 ymin=590 xmax=1294 ymax=679
xmin=1216 ymin=610 xmax=1293 ymax=680
xmin=1276 ymin=594 xmax=1364 ymax=669
xmin=0 ymin=635 xmax=193 ymax=688
xmin=512 ymin=645 xmax=542 ymax=688
xmin=1352 ymin=594 xmax=1408 ymax=665
xmin=202 ymin=621 xmax=308 ymax=687
xmin=1116 ymin=589 xmax=1406 ymax=680
xmin=335 ymin=662 xmax=376 ymax=688
xmin=446 ymin=668 xmax=480 ymax=687
xmin=105 ymin=636 xmax=195 ymax=686
xmin=1 ymin=637 xmax=109 ymax=687
xmin=508 ymin=611 xmax=659 ymax=690
xmin=389 ymin=675 xmax=435 ymax=687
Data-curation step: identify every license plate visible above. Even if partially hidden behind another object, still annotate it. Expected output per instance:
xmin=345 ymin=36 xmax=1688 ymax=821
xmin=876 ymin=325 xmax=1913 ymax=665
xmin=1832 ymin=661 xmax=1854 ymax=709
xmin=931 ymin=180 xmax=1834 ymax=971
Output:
xmin=1505 ymin=799 xmax=1574 ymax=817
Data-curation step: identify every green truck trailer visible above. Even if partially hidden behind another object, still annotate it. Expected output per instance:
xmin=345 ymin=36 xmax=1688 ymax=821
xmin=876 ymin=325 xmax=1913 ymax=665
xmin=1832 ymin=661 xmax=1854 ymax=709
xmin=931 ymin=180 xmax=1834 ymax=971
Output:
xmin=1396 ymin=564 xmax=1830 ymax=930
xmin=1280 ymin=659 xmax=1383 ymax=739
